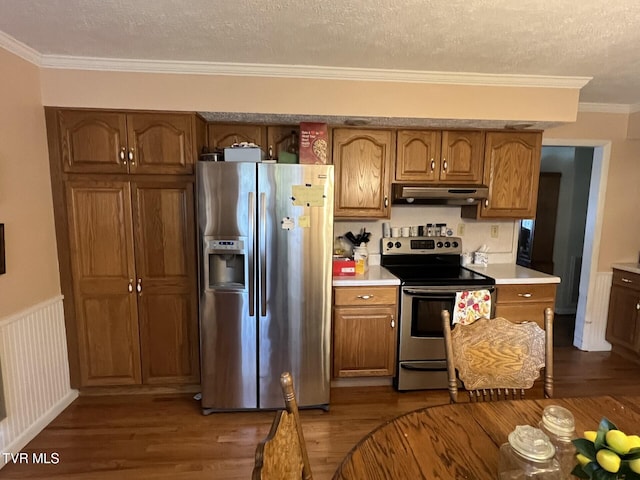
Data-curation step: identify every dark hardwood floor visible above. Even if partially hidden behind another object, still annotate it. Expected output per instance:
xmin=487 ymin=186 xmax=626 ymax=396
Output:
xmin=3 ymin=347 xmax=640 ymax=480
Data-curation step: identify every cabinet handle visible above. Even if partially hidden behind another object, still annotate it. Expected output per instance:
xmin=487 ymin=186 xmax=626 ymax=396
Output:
xmin=517 ymin=293 xmax=533 ymax=298
xmin=136 ymin=278 xmax=142 ymax=295
xmin=636 ymin=302 xmax=640 ymax=311
xmin=120 ymin=147 xmax=127 ymax=165
xmin=484 ymin=199 xmax=489 ymax=208
xmin=391 ymin=317 xmax=395 ymax=328
xmin=384 ymin=196 xmax=389 ymax=207
xmin=128 ymin=148 xmax=135 ymax=165
xmin=430 ymin=159 xmax=435 ymax=171
xmin=621 ymin=278 xmax=633 ymax=283
xmin=128 ymin=279 xmax=133 ymax=293
xmin=442 ymin=159 xmax=447 ymax=171
xmin=356 ymin=294 xmax=374 ymax=300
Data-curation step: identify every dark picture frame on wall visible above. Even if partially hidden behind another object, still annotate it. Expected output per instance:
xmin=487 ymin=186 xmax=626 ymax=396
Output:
xmin=0 ymin=223 xmax=5 ymax=275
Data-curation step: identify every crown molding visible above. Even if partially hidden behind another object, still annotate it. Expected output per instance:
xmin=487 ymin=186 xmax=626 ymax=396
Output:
xmin=0 ymin=30 xmax=41 ymax=65
xmin=578 ymin=102 xmax=636 ymax=114
xmin=35 ymin=54 xmax=592 ymax=89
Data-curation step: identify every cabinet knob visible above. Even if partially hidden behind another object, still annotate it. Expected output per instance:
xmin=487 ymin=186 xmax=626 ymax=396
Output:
xmin=384 ymin=196 xmax=389 ymax=207
xmin=517 ymin=293 xmax=533 ymax=298
xmin=636 ymin=302 xmax=640 ymax=311
xmin=484 ymin=199 xmax=489 ymax=208
xmin=430 ymin=159 xmax=435 ymax=172
xmin=442 ymin=159 xmax=448 ymax=171
xmin=136 ymin=278 xmax=142 ymax=295
xmin=128 ymin=148 xmax=135 ymax=165
xmin=128 ymin=279 xmax=133 ymax=293
xmin=357 ymin=294 xmax=373 ymax=300
xmin=390 ymin=317 xmax=395 ymax=328
xmin=120 ymin=147 xmax=127 ymax=164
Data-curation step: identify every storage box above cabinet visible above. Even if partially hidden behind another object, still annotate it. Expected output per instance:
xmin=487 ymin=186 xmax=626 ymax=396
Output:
xmin=395 ymin=130 xmax=485 ymax=184
xmin=51 ymin=109 xmax=196 ymax=175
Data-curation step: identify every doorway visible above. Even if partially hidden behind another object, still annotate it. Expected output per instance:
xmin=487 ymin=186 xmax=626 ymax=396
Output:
xmin=517 ymin=146 xmax=595 ymax=347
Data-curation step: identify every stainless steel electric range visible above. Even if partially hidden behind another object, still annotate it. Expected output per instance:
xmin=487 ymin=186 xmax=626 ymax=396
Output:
xmin=380 ymin=236 xmax=495 ymax=391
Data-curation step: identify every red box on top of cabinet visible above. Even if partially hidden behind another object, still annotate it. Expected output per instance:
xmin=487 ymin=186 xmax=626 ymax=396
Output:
xmin=299 ymin=122 xmax=328 ymax=164
xmin=333 ymin=258 xmax=356 ymax=276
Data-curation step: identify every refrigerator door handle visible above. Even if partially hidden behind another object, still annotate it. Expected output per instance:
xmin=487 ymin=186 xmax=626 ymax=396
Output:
xmin=248 ymin=191 xmax=255 ymax=317
xmin=260 ymin=192 xmax=267 ymax=316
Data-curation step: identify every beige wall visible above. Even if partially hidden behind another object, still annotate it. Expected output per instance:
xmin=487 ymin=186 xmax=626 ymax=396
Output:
xmin=40 ymin=68 xmax=579 ymax=123
xmin=0 ymin=49 xmax=60 ymax=318
xmin=545 ymin=112 xmax=640 ymax=271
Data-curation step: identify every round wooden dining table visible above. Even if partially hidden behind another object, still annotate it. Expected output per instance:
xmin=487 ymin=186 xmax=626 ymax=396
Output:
xmin=332 ymin=395 xmax=640 ymax=479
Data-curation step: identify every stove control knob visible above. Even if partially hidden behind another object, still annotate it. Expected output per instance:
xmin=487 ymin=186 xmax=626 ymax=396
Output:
xmin=395 ymin=241 xmax=402 ymax=248
xmin=436 ymin=241 xmax=444 ymax=248
xmin=444 ymin=241 xmax=451 ymax=248
xmin=452 ymin=241 xmax=459 ymax=248
xmin=387 ymin=241 xmax=394 ymax=249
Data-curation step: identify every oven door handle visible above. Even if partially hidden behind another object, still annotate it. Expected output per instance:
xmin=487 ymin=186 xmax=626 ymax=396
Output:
xmin=400 ymin=361 xmax=448 ymax=371
xmin=403 ymin=286 xmax=495 ymax=296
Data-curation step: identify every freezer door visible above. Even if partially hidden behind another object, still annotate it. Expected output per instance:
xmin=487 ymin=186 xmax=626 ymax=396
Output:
xmin=257 ymin=164 xmax=334 ymax=408
xmin=197 ymin=162 xmax=258 ymax=410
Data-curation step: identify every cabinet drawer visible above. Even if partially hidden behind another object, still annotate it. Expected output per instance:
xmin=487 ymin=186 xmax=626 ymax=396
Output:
xmin=613 ymin=269 xmax=640 ymax=291
xmin=334 ymin=286 xmax=398 ymax=306
xmin=496 ymin=284 xmax=556 ymax=303
xmin=494 ymin=304 xmax=551 ymax=330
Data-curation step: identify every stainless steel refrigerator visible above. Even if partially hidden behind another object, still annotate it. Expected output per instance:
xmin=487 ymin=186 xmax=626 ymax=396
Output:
xmin=196 ymin=161 xmax=334 ymax=412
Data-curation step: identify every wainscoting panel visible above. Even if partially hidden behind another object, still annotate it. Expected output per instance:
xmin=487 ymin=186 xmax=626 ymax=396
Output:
xmin=575 ymin=271 xmax=613 ymax=351
xmin=0 ymin=296 xmax=77 ymax=467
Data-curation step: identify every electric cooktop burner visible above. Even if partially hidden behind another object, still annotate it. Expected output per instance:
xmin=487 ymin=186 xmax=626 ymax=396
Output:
xmin=380 ymin=236 xmax=495 ymax=287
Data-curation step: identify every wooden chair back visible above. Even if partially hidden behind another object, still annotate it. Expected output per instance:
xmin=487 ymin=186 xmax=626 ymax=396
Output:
xmin=252 ymin=372 xmax=313 ymax=480
xmin=442 ymin=307 xmax=554 ymax=403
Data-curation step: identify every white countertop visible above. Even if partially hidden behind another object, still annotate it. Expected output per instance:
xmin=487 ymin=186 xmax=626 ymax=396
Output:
xmin=332 ymin=265 xmax=401 ymax=287
xmin=464 ymin=263 xmax=561 ymax=285
xmin=612 ymin=263 xmax=640 ymax=275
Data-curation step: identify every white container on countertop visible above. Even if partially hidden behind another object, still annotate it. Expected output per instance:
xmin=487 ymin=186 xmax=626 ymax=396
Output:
xmin=353 ymin=243 xmax=369 ymax=274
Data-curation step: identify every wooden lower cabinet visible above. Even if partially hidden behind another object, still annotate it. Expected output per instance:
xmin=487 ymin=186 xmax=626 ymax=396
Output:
xmin=606 ymin=269 xmax=640 ymax=363
xmin=332 ymin=286 xmax=398 ymax=377
xmin=66 ymin=179 xmax=199 ymax=387
xmin=494 ymin=283 xmax=557 ymax=329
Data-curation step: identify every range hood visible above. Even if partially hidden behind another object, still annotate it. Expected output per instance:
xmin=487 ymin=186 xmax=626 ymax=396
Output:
xmin=392 ymin=184 xmax=489 ymax=205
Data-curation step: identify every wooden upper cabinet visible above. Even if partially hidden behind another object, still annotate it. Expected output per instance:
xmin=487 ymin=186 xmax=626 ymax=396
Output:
xmin=56 ymin=110 xmax=195 ymax=175
xmin=58 ymin=110 xmax=128 ymax=174
xmin=127 ymin=113 xmax=194 ymax=175
xmin=333 ymin=128 xmax=393 ymax=218
xmin=207 ymin=123 xmax=266 ymax=150
xmin=463 ymin=131 xmax=542 ymax=219
xmin=395 ymin=130 xmax=484 ymax=184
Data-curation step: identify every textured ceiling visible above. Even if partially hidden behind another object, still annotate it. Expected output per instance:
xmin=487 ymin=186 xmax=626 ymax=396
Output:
xmin=1 ymin=0 xmax=640 ymax=107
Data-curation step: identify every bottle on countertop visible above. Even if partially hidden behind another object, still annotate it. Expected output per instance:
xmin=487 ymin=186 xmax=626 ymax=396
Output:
xmin=353 ymin=243 xmax=369 ymax=275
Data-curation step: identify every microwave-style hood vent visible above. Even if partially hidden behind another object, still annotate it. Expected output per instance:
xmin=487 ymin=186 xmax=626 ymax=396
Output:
xmin=392 ymin=184 xmax=489 ymax=205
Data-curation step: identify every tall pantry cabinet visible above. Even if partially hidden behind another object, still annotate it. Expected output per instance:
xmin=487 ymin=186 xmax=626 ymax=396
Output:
xmin=46 ymin=108 xmax=205 ymax=389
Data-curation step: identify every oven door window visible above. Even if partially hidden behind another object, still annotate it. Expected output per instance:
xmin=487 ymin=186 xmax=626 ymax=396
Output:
xmin=411 ymin=294 xmax=454 ymax=337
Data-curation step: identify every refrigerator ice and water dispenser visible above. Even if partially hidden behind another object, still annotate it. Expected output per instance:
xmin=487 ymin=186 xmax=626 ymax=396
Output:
xmin=205 ymin=237 xmax=247 ymax=290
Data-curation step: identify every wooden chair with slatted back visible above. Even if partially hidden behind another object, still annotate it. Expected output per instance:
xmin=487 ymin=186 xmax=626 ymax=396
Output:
xmin=442 ymin=307 xmax=554 ymax=403
xmin=252 ymin=372 xmax=313 ymax=480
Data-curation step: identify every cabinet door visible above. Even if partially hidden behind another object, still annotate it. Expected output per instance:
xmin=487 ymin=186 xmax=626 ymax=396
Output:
xmin=606 ymin=284 xmax=640 ymax=352
xmin=266 ymin=125 xmax=300 ymax=160
xmin=395 ymin=130 xmax=441 ymax=181
xmin=333 ymin=305 xmax=397 ymax=377
xmin=478 ymin=132 xmax=542 ymax=218
xmin=57 ymin=110 xmax=128 ymax=173
xmin=333 ymin=128 xmax=392 ymax=218
xmin=207 ymin=124 xmax=266 ymax=150
xmin=66 ymin=181 xmax=141 ymax=386
xmin=127 ymin=113 xmax=194 ymax=175
xmin=132 ymin=181 xmax=200 ymax=384
xmin=439 ymin=130 xmax=485 ymax=184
